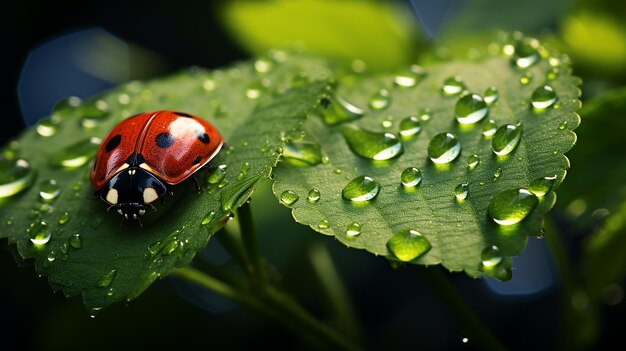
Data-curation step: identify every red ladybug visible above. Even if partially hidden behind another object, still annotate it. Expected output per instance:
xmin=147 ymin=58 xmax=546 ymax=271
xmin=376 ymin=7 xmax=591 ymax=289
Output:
xmin=90 ymin=111 xmax=223 ymax=220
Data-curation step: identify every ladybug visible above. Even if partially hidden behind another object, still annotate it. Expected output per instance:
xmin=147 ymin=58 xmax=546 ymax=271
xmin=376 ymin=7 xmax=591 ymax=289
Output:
xmin=90 ymin=111 xmax=223 ymax=220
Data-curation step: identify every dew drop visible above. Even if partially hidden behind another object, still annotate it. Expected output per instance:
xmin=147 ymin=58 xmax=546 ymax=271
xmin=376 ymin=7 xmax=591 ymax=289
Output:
xmin=307 ymin=188 xmax=320 ymax=203
xmin=454 ymin=183 xmax=469 ymax=201
xmin=427 ymin=132 xmax=461 ymax=164
xmin=148 ymin=241 xmax=161 ymax=256
xmin=201 ymin=211 xmax=215 ymax=225
xmin=237 ymin=162 xmax=250 ymax=181
xmin=481 ymin=245 xmax=503 ymax=267
xmin=481 ymin=120 xmax=497 ymax=137
xmin=492 ymin=124 xmax=522 ymax=156
xmin=28 ymin=220 xmax=51 ymax=245
xmin=39 ymin=179 xmax=60 ymax=202
xmin=202 ymin=79 xmax=216 ymax=92
xmin=283 ymin=141 xmax=323 ymax=167
xmin=346 ymin=222 xmax=362 ymax=237
xmin=36 ymin=119 xmax=57 ymax=137
xmin=254 ymin=56 xmax=274 ymax=73
xmin=0 ymin=158 xmax=36 ymax=198
xmin=323 ymin=95 xmax=365 ymax=125
xmin=531 ymin=85 xmax=558 ymax=109
xmin=513 ymin=37 xmax=540 ymax=68
xmin=381 ymin=116 xmax=393 ymax=129
xmin=59 ymin=242 xmax=68 ymax=255
xmin=483 ymin=86 xmax=499 ymax=105
xmin=117 ymin=93 xmax=131 ymax=105
xmin=418 ymin=108 xmax=432 ymax=122
xmin=69 ymin=233 xmax=82 ymax=249
xmin=280 ymin=190 xmax=299 ymax=206
xmin=58 ymin=212 xmax=70 ymax=225
xmin=488 ymin=188 xmax=538 ymax=225
xmin=528 ymin=175 xmax=557 ymax=196
xmin=81 ymin=100 xmax=110 ymax=128
xmin=98 ymin=269 xmax=117 ymax=287
xmin=342 ymin=176 xmax=380 ymax=202
xmin=49 ymin=137 xmax=101 ymax=168
xmin=399 ymin=116 xmax=422 ymax=137
xmin=467 ymin=155 xmax=480 ymax=170
xmin=442 ymin=76 xmax=466 ymax=96
xmin=206 ymin=165 xmax=227 ymax=185
xmin=369 ymin=89 xmax=391 ymax=110
xmin=394 ymin=65 xmax=426 ymax=88
xmin=245 ymin=81 xmax=265 ymax=99
xmin=559 ymin=121 xmax=568 ymax=130
xmin=493 ymin=167 xmax=503 ymax=180
xmin=386 ymin=229 xmax=431 ymax=262
xmin=106 ymin=288 xmax=115 ymax=297
xmin=318 ymin=220 xmax=330 ymax=229
xmin=455 ymin=93 xmax=488 ymax=124
xmin=519 ymin=72 xmax=532 ymax=85
xmin=89 ymin=307 xmax=102 ymax=318
xmin=161 ymin=238 xmax=179 ymax=256
xmin=340 ymin=125 xmax=403 ymax=160
xmin=401 ymin=167 xmax=422 ymax=188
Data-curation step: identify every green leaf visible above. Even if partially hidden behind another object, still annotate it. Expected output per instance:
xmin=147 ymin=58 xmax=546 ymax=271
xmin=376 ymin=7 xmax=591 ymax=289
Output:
xmin=220 ymin=0 xmax=420 ymax=72
xmin=272 ymin=39 xmax=581 ymax=278
xmin=0 ymin=52 xmax=332 ymax=313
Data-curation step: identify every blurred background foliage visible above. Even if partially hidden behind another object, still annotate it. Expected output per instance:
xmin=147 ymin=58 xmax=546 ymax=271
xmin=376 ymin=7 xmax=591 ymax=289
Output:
xmin=1 ymin=0 xmax=625 ymax=350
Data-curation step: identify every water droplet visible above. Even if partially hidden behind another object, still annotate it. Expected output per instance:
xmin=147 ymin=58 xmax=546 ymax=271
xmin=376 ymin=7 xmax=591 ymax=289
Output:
xmin=481 ymin=245 xmax=503 ymax=267
xmin=342 ymin=176 xmax=380 ymax=202
xmin=53 ymin=96 xmax=82 ymax=112
xmin=428 ymin=132 xmax=461 ymax=164
xmin=117 ymin=93 xmax=131 ymax=105
xmin=81 ymin=100 xmax=110 ymax=128
xmin=245 ymin=81 xmax=265 ymax=99
xmin=418 ymin=108 xmax=432 ymax=121
xmin=455 ymin=183 xmax=469 ymax=201
xmin=98 ymin=269 xmax=117 ymax=287
xmin=482 ymin=120 xmax=497 ymax=137
xmin=369 ymin=89 xmax=391 ymax=110
xmin=59 ymin=242 xmax=68 ymax=255
xmin=28 ymin=220 xmax=51 ymax=245
xmin=484 ymin=86 xmax=499 ymax=105
xmin=401 ymin=167 xmax=422 ymax=188
xmin=49 ymin=137 xmax=101 ymax=168
xmin=528 ymin=175 xmax=557 ymax=196
xmin=394 ymin=65 xmax=426 ymax=88
xmin=559 ymin=121 xmax=568 ymax=130
xmin=89 ymin=307 xmax=102 ymax=318
xmin=58 ymin=212 xmax=70 ymax=225
xmin=39 ymin=179 xmax=60 ymax=202
xmin=513 ymin=37 xmax=540 ymax=68
xmin=386 ymin=229 xmax=431 ymax=262
xmin=36 ymin=119 xmax=57 ymax=137
xmin=467 ymin=155 xmax=480 ymax=170
xmin=106 ymin=288 xmax=115 ymax=297
xmin=381 ymin=116 xmax=394 ymax=129
xmin=237 ymin=162 xmax=250 ymax=181
xmin=0 ymin=158 xmax=36 ymax=198
xmin=318 ymin=220 xmax=330 ymax=229
xmin=340 ymin=125 xmax=403 ymax=160
xmin=531 ymin=85 xmax=557 ymax=109
xmin=202 ymin=78 xmax=216 ymax=92
xmin=69 ymin=233 xmax=82 ymax=249
xmin=519 ymin=72 xmax=532 ymax=85
xmin=346 ymin=222 xmax=362 ymax=237
xmin=323 ymin=95 xmax=365 ymax=125
xmin=455 ymin=93 xmax=489 ymax=124
xmin=307 ymin=189 xmax=320 ymax=203
xmin=493 ymin=167 xmax=503 ymax=180
xmin=206 ymin=165 xmax=227 ymax=185
xmin=280 ymin=190 xmax=299 ymax=206
xmin=220 ymin=172 xmax=265 ymax=212
xmin=283 ymin=141 xmax=323 ymax=167
xmin=399 ymin=116 xmax=422 ymax=137
xmin=442 ymin=76 xmax=466 ymax=96
xmin=254 ymin=56 xmax=274 ymax=73
xmin=492 ymin=124 xmax=522 ymax=156
xmin=488 ymin=188 xmax=538 ymax=225
xmin=47 ymin=251 xmax=56 ymax=262
xmin=201 ymin=211 xmax=215 ymax=226
xmin=162 ymin=238 xmax=179 ymax=255
xmin=147 ymin=241 xmax=161 ymax=256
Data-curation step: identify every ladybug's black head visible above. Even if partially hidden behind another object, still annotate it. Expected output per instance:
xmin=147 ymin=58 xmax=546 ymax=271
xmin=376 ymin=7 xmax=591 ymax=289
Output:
xmin=100 ymin=167 xmax=168 ymax=220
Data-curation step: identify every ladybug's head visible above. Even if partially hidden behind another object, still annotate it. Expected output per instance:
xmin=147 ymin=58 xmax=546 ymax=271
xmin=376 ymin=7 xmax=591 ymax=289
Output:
xmin=99 ymin=167 xmax=168 ymax=220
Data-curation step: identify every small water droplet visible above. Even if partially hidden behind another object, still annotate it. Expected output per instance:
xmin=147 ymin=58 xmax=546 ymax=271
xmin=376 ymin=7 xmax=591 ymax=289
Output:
xmin=401 ymin=167 xmax=422 ymax=188
xmin=318 ymin=220 xmax=330 ymax=229
xmin=492 ymin=124 xmax=522 ymax=156
xmin=148 ymin=241 xmax=161 ymax=256
xmin=201 ymin=211 xmax=215 ymax=225
xmin=0 ymin=158 xmax=36 ymax=198
xmin=58 ymin=212 xmax=70 ymax=225
xmin=89 ymin=307 xmax=102 ymax=318
xmin=394 ymin=65 xmax=426 ymax=88
xmin=455 ymin=183 xmax=469 ymax=201
xmin=442 ymin=76 xmax=466 ymax=96
xmin=519 ymin=72 xmax=532 ymax=85
xmin=39 ymin=179 xmax=60 ymax=202
xmin=307 ymin=189 xmax=321 ymax=203
xmin=455 ymin=93 xmax=488 ymax=124
xmin=493 ymin=167 xmax=503 ymax=180
xmin=283 ymin=141 xmax=323 ymax=167
xmin=558 ymin=121 xmax=568 ymax=130
xmin=340 ymin=125 xmax=403 ymax=160
xmin=207 ymin=165 xmax=227 ymax=185
xmin=482 ymin=120 xmax=497 ymax=137
xmin=346 ymin=222 xmax=362 ymax=237
xmin=323 ymin=95 xmax=365 ymax=125
xmin=69 ymin=233 xmax=82 ymax=249
xmin=418 ymin=108 xmax=432 ymax=121
xmin=49 ymin=137 xmax=101 ymax=168
xmin=386 ymin=229 xmax=431 ymax=261
xmin=488 ymin=188 xmax=538 ymax=225
xmin=36 ymin=119 xmax=57 ymax=137
xmin=98 ymin=269 xmax=117 ymax=287
xmin=513 ymin=37 xmax=540 ymax=68
xmin=237 ymin=162 xmax=250 ymax=181
xmin=342 ymin=176 xmax=380 ymax=202
xmin=245 ymin=81 xmax=265 ymax=99
xmin=467 ymin=155 xmax=480 ymax=170
xmin=484 ymin=86 xmax=499 ymax=105
xmin=117 ymin=93 xmax=131 ymax=105
xmin=369 ymin=89 xmax=391 ymax=110
xmin=81 ymin=100 xmax=110 ymax=128
xmin=428 ymin=132 xmax=461 ymax=164
xmin=47 ymin=250 xmax=56 ymax=262
xmin=202 ymin=78 xmax=216 ymax=92
xmin=280 ymin=190 xmax=299 ymax=206
xmin=481 ymin=245 xmax=503 ymax=267
xmin=531 ymin=85 xmax=558 ymax=109
xmin=161 ymin=239 xmax=179 ymax=256
xmin=528 ymin=175 xmax=557 ymax=196
xmin=254 ymin=56 xmax=274 ymax=73
xmin=399 ymin=116 xmax=422 ymax=137
xmin=59 ymin=242 xmax=69 ymax=255
xmin=381 ymin=116 xmax=394 ymax=129
xmin=28 ymin=220 xmax=51 ymax=245
xmin=106 ymin=288 xmax=115 ymax=297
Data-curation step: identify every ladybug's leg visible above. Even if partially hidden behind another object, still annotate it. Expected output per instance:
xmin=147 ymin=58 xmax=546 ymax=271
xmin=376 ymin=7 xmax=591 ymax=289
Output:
xmin=190 ymin=175 xmax=203 ymax=192
xmin=148 ymin=203 xmax=158 ymax=212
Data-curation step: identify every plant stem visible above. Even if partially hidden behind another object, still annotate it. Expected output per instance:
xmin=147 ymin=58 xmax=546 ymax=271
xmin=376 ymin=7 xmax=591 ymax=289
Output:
xmin=215 ymin=227 xmax=254 ymax=276
xmin=171 ymin=266 xmax=361 ymax=351
xmin=237 ymin=202 xmax=264 ymax=279
xmin=417 ymin=267 xmax=507 ymax=351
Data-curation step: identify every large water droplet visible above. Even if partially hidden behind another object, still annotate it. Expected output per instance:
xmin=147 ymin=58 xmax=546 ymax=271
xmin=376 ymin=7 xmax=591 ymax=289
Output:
xmin=280 ymin=190 xmax=299 ymax=206
xmin=36 ymin=119 xmax=57 ymax=137
xmin=442 ymin=76 xmax=466 ymax=96
xmin=369 ymin=89 xmax=391 ymax=110
xmin=0 ymin=158 xmax=36 ymax=198
xmin=455 ymin=183 xmax=469 ymax=201
xmin=346 ymin=222 xmax=362 ymax=237
xmin=528 ymin=175 xmax=557 ymax=196
xmin=488 ymin=188 xmax=538 ymax=225
xmin=386 ymin=229 xmax=431 ymax=262
xmin=323 ymin=95 xmax=365 ymax=125
xmin=428 ymin=132 xmax=461 ymax=164
xmin=484 ymin=86 xmax=499 ymax=105
xmin=531 ymin=85 xmax=558 ymax=109
xmin=342 ymin=176 xmax=380 ymax=202
xmin=399 ymin=116 xmax=422 ymax=137
xmin=49 ymin=137 xmax=101 ymax=168
xmin=28 ymin=220 xmax=51 ymax=245
xmin=394 ymin=65 xmax=426 ymax=88
xmin=98 ymin=269 xmax=117 ymax=287
xmin=455 ymin=94 xmax=488 ymax=124
xmin=513 ymin=37 xmax=540 ymax=68
xmin=482 ymin=245 xmax=503 ymax=267
xmin=283 ymin=141 xmax=323 ymax=167
xmin=307 ymin=188 xmax=321 ymax=203
xmin=69 ymin=233 xmax=82 ymax=249
xmin=39 ymin=179 xmax=60 ymax=202
xmin=340 ymin=126 xmax=403 ymax=160
xmin=492 ymin=124 xmax=522 ymax=156
xmin=401 ymin=167 xmax=422 ymax=188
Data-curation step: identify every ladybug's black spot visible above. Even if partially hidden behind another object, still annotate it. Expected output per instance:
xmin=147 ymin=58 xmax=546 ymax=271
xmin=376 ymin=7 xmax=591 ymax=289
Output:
xmin=197 ymin=132 xmax=210 ymax=144
xmin=155 ymin=132 xmax=175 ymax=148
xmin=175 ymin=111 xmax=193 ymax=118
xmin=105 ymin=134 xmax=122 ymax=152
xmin=192 ymin=156 xmax=202 ymax=165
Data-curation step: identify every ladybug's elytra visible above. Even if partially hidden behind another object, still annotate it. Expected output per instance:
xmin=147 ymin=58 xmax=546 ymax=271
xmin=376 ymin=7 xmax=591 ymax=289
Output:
xmin=90 ymin=111 xmax=223 ymax=220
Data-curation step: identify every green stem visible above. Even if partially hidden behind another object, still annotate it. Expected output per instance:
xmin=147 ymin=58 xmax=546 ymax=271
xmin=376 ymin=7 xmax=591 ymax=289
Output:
xmin=237 ymin=202 xmax=263 ymax=279
xmin=171 ymin=266 xmax=360 ymax=351
xmin=215 ymin=227 xmax=254 ymax=276
xmin=417 ymin=267 xmax=507 ymax=351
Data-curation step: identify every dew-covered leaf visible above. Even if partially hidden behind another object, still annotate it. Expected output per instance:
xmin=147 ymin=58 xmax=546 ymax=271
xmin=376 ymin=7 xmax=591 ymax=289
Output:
xmin=0 ymin=52 xmax=332 ymax=313
xmin=273 ymin=38 xmax=580 ymax=278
